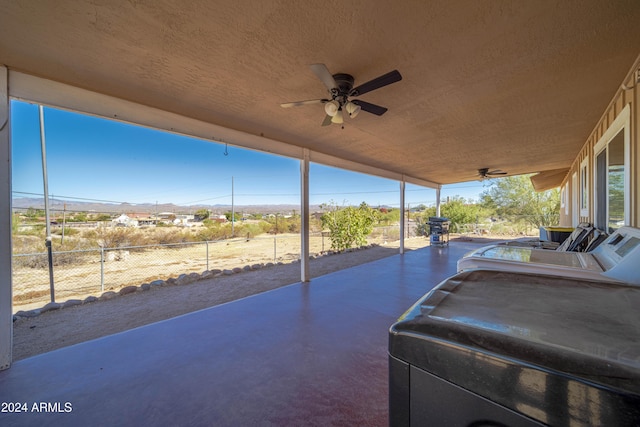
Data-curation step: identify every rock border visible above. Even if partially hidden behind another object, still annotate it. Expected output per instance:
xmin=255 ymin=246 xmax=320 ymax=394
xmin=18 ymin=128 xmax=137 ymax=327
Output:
xmin=13 ymin=244 xmax=379 ymax=321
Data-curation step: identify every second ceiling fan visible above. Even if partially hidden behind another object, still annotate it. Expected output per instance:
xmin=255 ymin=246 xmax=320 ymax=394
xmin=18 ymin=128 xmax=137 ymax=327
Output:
xmin=478 ymin=168 xmax=508 ymax=179
xmin=281 ymin=64 xmax=402 ymax=127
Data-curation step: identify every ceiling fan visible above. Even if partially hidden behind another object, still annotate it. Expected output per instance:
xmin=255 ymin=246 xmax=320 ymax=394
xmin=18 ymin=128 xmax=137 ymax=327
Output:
xmin=478 ymin=168 xmax=507 ymax=179
xmin=281 ymin=64 xmax=402 ymax=127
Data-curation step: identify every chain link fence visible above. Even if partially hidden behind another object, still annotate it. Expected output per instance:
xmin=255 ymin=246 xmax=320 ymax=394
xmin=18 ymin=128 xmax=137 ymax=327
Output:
xmin=12 ymin=226 xmax=420 ymax=310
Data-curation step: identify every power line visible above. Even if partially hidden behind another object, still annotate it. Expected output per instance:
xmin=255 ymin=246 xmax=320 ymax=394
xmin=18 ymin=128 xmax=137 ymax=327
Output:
xmin=12 ymin=191 xmax=130 ymax=205
xmin=13 ymin=186 xmax=475 ymax=209
xmin=181 ymin=194 xmax=233 ymax=205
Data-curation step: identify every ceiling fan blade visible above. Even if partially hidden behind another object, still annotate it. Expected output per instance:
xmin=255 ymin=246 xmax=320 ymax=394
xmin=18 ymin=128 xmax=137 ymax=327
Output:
xmin=351 ymin=100 xmax=388 ymax=116
xmin=321 ymin=115 xmax=332 ymax=126
xmin=281 ymin=99 xmax=329 ymax=108
xmin=310 ymin=64 xmax=338 ymax=91
xmin=350 ymin=70 xmax=402 ymax=97
xmin=478 ymin=168 xmax=507 ymax=178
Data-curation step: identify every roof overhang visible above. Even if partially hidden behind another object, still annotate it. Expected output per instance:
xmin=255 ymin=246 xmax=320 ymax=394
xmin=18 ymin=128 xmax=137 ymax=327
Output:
xmin=530 ymin=168 xmax=570 ymax=192
xmin=1 ymin=1 xmax=639 ymax=187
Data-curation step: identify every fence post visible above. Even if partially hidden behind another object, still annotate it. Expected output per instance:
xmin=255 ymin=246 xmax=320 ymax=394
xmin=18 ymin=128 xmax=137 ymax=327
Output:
xmin=45 ymin=238 xmax=55 ymax=303
xmin=273 ymin=237 xmax=276 ymax=263
xmin=100 ymin=246 xmax=104 ymax=293
xmin=206 ymin=241 xmax=209 ymax=271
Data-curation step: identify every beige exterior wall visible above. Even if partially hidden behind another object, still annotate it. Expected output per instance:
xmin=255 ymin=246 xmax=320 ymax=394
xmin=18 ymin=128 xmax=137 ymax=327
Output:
xmin=560 ymin=55 xmax=640 ymax=229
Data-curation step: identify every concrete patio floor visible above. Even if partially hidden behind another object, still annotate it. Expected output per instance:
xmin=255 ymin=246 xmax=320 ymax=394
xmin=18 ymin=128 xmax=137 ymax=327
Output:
xmin=0 ymin=241 xmax=479 ymax=426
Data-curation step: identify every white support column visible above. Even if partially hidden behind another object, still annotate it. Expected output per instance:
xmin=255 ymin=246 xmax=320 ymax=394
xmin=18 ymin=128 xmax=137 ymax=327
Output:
xmin=300 ymin=149 xmax=310 ymax=282
xmin=436 ymin=185 xmax=442 ymax=217
xmin=399 ymin=179 xmax=405 ymax=255
xmin=0 ymin=66 xmax=13 ymax=370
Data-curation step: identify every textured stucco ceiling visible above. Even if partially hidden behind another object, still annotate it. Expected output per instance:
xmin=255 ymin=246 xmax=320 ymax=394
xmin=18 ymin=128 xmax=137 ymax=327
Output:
xmin=1 ymin=0 xmax=639 ymax=186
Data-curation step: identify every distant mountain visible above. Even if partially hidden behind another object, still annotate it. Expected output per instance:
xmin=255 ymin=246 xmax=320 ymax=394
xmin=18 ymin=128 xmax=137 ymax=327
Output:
xmin=12 ymin=197 xmax=324 ymax=215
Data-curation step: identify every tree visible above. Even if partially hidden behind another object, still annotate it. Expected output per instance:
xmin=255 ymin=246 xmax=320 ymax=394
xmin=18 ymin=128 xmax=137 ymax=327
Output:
xmin=321 ymin=202 xmax=380 ymax=251
xmin=480 ymin=175 xmax=560 ymax=228
xmin=416 ymin=197 xmax=486 ymax=234
xmin=194 ymin=209 xmax=210 ymax=221
xmin=442 ymin=197 xmax=485 ymax=232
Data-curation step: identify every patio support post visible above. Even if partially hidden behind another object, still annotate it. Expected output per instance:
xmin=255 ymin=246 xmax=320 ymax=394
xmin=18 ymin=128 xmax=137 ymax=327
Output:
xmin=436 ymin=185 xmax=442 ymax=217
xmin=0 ymin=65 xmax=12 ymax=370
xmin=300 ymin=149 xmax=310 ymax=282
xmin=399 ymin=179 xmax=405 ymax=254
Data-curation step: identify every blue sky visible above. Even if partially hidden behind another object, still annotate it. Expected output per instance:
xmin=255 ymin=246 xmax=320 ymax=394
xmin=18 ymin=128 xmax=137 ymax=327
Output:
xmin=11 ymin=100 xmax=488 ymax=209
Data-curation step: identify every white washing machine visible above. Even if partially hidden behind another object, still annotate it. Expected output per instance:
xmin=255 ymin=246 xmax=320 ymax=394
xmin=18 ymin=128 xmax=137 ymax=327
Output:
xmin=457 ymin=226 xmax=640 ymax=285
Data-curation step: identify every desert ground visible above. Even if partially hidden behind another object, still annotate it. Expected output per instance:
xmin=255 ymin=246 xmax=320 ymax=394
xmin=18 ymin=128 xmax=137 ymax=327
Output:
xmin=12 ymin=232 xmax=404 ymax=311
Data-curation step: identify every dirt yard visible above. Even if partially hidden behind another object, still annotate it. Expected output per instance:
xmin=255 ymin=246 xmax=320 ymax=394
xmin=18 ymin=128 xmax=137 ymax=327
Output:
xmin=12 ymin=237 xmax=433 ymax=361
xmin=12 ymin=233 xmax=406 ymax=311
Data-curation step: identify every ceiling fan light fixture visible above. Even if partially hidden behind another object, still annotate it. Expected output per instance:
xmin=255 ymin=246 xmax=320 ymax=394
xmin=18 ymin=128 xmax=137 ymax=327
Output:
xmin=324 ymin=100 xmax=339 ymax=117
xmin=282 ymin=64 xmax=402 ymax=127
xmin=345 ymin=101 xmax=361 ymax=118
xmin=331 ymin=108 xmax=344 ymax=124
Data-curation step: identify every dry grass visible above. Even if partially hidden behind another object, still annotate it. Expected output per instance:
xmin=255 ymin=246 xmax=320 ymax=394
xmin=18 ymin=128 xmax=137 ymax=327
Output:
xmin=12 ymin=233 xmax=422 ymax=311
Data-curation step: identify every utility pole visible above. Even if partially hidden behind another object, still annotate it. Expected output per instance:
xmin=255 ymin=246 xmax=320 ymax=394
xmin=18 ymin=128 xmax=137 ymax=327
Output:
xmin=39 ymin=105 xmax=55 ymax=302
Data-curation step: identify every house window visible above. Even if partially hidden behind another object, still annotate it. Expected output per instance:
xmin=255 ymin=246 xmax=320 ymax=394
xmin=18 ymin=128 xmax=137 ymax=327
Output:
xmin=593 ymin=105 xmax=629 ymax=233
xmin=580 ymin=158 xmax=589 ymax=217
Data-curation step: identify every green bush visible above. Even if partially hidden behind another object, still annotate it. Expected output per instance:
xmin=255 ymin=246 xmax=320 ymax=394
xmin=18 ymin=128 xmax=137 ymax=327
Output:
xmin=321 ymin=202 xmax=379 ymax=251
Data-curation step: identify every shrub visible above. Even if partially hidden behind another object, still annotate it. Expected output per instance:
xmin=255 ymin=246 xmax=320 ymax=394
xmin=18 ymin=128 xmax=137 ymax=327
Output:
xmin=11 ymin=213 xmax=20 ymax=234
xmin=264 ymin=215 xmax=300 ymax=234
xmin=154 ymin=229 xmax=195 ymax=245
xmin=196 ymin=223 xmax=230 ymax=241
xmin=93 ymin=227 xmax=146 ymax=248
xmin=51 ymin=227 xmax=80 ymax=237
xmin=234 ymin=222 xmax=269 ymax=239
xmin=321 ymin=202 xmax=379 ymax=251
xmin=377 ymin=208 xmax=401 ymax=226
xmin=14 ymin=224 xmax=46 ymax=237
xmin=12 ymin=235 xmax=95 ymax=268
